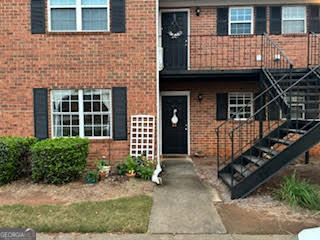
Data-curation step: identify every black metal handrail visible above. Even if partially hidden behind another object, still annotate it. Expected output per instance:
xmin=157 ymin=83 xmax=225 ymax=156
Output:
xmin=233 ymin=65 xmax=320 ymax=132
xmin=160 ymin=34 xmax=262 ymax=71
xmin=227 ymin=65 xmax=320 ymax=185
xmin=216 ymin=33 xmax=295 ymax=173
xmin=262 ymin=33 xmax=294 ymax=68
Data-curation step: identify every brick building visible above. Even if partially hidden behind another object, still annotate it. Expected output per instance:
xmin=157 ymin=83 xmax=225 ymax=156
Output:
xmin=1 ymin=0 xmax=320 ymax=196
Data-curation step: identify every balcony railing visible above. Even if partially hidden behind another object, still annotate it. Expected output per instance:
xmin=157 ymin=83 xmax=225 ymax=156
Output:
xmin=160 ymin=33 xmax=314 ymax=72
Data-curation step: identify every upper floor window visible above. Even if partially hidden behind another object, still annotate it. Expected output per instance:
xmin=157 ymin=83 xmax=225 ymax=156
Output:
xmin=229 ymin=7 xmax=253 ymax=35
xmin=49 ymin=0 xmax=109 ymax=32
xmin=282 ymin=6 xmax=306 ymax=34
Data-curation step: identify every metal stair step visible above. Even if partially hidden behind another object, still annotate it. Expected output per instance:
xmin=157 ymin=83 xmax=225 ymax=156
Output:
xmin=286 ymin=93 xmax=320 ymax=96
xmin=242 ymin=155 xmax=268 ymax=167
xmin=287 ymin=100 xmax=319 ymax=104
xmin=280 ymin=86 xmax=320 ymax=90
xmin=219 ymin=173 xmax=239 ymax=188
xmin=268 ymin=137 xmax=292 ymax=145
xmin=255 ymin=146 xmax=279 ymax=156
xmin=280 ymin=128 xmax=307 ymax=134
xmin=232 ymin=164 xmax=252 ymax=177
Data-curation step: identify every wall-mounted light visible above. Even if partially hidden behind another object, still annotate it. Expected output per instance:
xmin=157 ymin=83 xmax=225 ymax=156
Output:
xmin=198 ymin=93 xmax=203 ymax=102
xmin=196 ymin=7 xmax=201 ymax=16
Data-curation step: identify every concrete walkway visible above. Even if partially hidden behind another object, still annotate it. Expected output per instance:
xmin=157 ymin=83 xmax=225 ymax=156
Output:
xmin=148 ymin=157 xmax=226 ymax=234
xmin=37 ymin=233 xmax=296 ymax=240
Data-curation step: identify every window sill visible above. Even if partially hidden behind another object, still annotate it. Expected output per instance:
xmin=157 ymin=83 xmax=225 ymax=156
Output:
xmin=281 ymin=33 xmax=308 ymax=37
xmin=47 ymin=31 xmax=111 ymax=36
xmin=228 ymin=34 xmax=255 ymax=38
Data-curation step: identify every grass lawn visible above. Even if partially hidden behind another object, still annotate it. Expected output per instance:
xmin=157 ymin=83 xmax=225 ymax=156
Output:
xmin=0 ymin=195 xmax=152 ymax=233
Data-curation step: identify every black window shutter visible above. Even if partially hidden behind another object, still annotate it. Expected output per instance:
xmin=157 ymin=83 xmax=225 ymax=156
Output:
xmin=309 ymin=5 xmax=320 ymax=33
xmin=112 ymin=87 xmax=127 ymax=140
xmin=217 ymin=8 xmax=229 ymax=36
xmin=270 ymin=6 xmax=282 ymax=35
xmin=31 ymin=0 xmax=45 ymax=34
xmin=216 ymin=93 xmax=228 ymax=120
xmin=255 ymin=7 xmax=267 ymax=34
xmin=111 ymin=0 xmax=126 ymax=33
xmin=254 ymin=93 xmax=266 ymax=120
xmin=268 ymin=101 xmax=280 ymax=120
xmin=33 ymin=88 xmax=48 ymax=140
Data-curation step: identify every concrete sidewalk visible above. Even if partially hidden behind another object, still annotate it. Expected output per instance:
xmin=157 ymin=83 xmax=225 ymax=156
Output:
xmin=37 ymin=233 xmax=296 ymax=240
xmin=148 ymin=158 xmax=226 ymax=234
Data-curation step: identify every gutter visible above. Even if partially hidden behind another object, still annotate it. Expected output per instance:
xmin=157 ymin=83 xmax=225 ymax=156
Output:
xmin=152 ymin=0 xmax=162 ymax=185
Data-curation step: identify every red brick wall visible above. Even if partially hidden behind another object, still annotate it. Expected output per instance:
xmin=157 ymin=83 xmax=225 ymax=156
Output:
xmin=160 ymin=80 xmax=320 ymax=157
xmin=0 ymin=0 xmax=157 ymax=166
xmin=160 ymin=5 xmax=320 ymax=157
xmin=160 ymin=5 xmax=311 ymax=70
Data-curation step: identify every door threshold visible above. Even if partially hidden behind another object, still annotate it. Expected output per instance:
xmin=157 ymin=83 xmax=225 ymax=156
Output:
xmin=161 ymin=154 xmax=190 ymax=159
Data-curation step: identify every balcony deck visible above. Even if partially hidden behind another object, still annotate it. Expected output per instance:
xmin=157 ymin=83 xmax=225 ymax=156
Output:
xmin=159 ymin=33 xmax=319 ymax=79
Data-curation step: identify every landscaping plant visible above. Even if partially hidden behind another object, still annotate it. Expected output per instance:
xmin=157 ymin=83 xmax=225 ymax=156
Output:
xmin=274 ymin=171 xmax=320 ymax=211
xmin=0 ymin=137 xmax=37 ymax=185
xmin=116 ymin=153 xmax=155 ymax=180
xmin=85 ymin=170 xmax=99 ymax=184
xmin=31 ymin=137 xmax=89 ymax=184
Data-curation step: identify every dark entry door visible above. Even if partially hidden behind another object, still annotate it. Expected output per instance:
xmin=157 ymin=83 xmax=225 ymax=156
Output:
xmin=162 ymin=96 xmax=188 ymax=154
xmin=162 ymin=12 xmax=188 ymax=70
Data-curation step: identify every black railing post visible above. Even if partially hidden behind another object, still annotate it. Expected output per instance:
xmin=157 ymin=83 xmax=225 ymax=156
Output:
xmin=308 ymin=32 xmax=310 ymax=67
xmin=259 ymin=72 xmax=264 ymax=140
xmin=305 ymin=151 xmax=310 ymax=165
xmin=231 ymin=131 xmax=234 ymax=187
xmin=216 ymin=130 xmax=220 ymax=179
xmin=261 ymin=34 xmax=264 ymax=68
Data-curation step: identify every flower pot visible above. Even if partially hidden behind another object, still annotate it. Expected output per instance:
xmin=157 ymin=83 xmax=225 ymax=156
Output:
xmin=86 ymin=179 xmax=96 ymax=184
xmin=103 ymin=166 xmax=111 ymax=176
xmin=126 ymin=172 xmax=136 ymax=178
xmin=99 ymin=171 xmax=106 ymax=181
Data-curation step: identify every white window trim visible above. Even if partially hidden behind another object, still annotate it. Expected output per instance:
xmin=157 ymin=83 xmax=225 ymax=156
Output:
xmin=281 ymin=104 xmax=305 ymax=120
xmin=228 ymin=92 xmax=254 ymax=120
xmin=281 ymin=6 xmax=307 ymax=34
xmin=48 ymin=0 xmax=110 ymax=32
xmin=229 ymin=7 xmax=254 ymax=35
xmin=280 ymin=95 xmax=306 ymax=120
xmin=51 ymin=89 xmax=112 ymax=140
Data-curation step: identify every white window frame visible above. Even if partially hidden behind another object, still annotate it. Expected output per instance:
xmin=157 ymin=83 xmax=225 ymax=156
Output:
xmin=48 ymin=0 xmax=110 ymax=32
xmin=228 ymin=92 xmax=254 ymax=120
xmin=282 ymin=6 xmax=307 ymax=34
xmin=51 ymin=89 xmax=112 ymax=139
xmin=229 ymin=7 xmax=254 ymax=35
xmin=280 ymin=94 xmax=305 ymax=120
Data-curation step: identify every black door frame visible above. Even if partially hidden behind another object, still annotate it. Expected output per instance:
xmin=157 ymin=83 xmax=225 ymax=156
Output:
xmin=160 ymin=9 xmax=190 ymax=70
xmin=160 ymin=91 xmax=190 ymax=155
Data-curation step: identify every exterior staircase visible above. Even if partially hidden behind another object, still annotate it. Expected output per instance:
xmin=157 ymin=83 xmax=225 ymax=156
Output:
xmin=216 ymin=33 xmax=320 ymax=199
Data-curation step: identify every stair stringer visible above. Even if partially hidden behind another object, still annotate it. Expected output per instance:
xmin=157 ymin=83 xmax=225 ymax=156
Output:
xmin=218 ymin=121 xmax=290 ymax=175
xmin=231 ymin=121 xmax=320 ymax=199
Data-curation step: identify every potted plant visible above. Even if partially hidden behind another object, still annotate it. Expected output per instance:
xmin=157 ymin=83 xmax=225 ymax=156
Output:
xmin=85 ymin=170 xmax=99 ymax=184
xmin=101 ymin=156 xmax=111 ymax=176
xmin=125 ymin=156 xmax=137 ymax=179
xmin=95 ymin=158 xmax=111 ymax=180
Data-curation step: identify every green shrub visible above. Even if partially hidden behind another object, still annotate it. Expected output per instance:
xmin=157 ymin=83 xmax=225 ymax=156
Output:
xmin=136 ymin=165 xmax=153 ymax=180
xmin=31 ymin=137 xmax=89 ymax=184
xmin=116 ymin=162 xmax=128 ymax=176
xmin=274 ymin=172 xmax=320 ymax=211
xmin=0 ymin=137 xmax=37 ymax=185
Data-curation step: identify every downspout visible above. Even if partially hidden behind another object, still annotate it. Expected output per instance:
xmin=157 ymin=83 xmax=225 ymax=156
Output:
xmin=152 ymin=0 xmax=162 ymax=184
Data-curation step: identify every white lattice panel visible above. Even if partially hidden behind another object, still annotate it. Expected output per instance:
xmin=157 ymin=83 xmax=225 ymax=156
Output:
xmin=130 ymin=115 xmax=155 ymax=160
